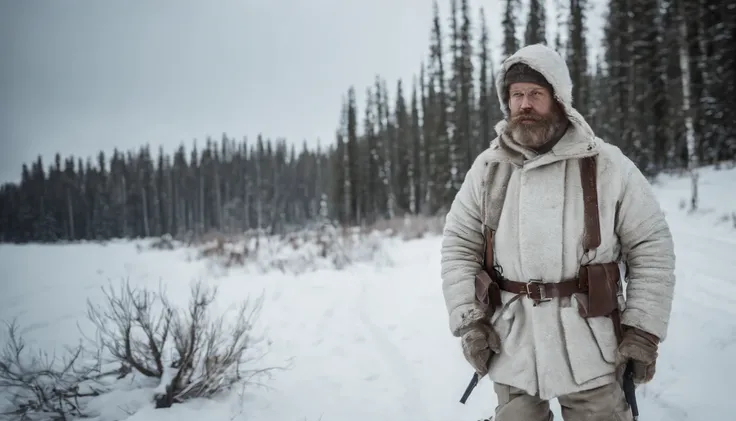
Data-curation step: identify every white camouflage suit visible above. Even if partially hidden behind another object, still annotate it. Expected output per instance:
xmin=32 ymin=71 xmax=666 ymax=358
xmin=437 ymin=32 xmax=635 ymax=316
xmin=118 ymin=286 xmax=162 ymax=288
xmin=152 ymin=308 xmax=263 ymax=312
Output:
xmin=440 ymin=44 xmax=677 ymax=420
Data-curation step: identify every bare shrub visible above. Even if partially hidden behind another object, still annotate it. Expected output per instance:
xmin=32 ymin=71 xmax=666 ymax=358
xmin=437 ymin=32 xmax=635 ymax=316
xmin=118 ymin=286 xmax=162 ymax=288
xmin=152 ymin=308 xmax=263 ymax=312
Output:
xmin=86 ymin=279 xmax=280 ymax=409
xmin=149 ymin=234 xmax=176 ymax=250
xmin=361 ymin=214 xmax=446 ymax=241
xmin=86 ymin=280 xmax=171 ymax=380
xmin=400 ymin=215 xmax=445 ymax=240
xmin=154 ymin=283 xmax=273 ymax=407
xmin=330 ymin=227 xmax=389 ymax=270
xmin=0 ymin=320 xmax=120 ymax=420
xmin=199 ymin=237 xmax=227 ymax=259
xmin=716 ymin=213 xmax=730 ymax=225
xmin=188 ymin=221 xmax=391 ymax=274
xmin=254 ymin=223 xmax=391 ymax=273
xmin=197 ymin=236 xmax=250 ymax=269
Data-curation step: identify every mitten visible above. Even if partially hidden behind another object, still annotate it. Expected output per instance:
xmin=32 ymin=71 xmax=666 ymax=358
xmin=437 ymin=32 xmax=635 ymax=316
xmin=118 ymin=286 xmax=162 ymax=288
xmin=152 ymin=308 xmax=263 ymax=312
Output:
xmin=461 ymin=322 xmax=501 ymax=376
xmin=616 ymin=325 xmax=659 ymax=384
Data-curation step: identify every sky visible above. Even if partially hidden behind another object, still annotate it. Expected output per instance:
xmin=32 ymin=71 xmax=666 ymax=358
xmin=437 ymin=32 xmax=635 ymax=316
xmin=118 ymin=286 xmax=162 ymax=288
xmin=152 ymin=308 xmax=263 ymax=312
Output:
xmin=0 ymin=0 xmax=606 ymax=184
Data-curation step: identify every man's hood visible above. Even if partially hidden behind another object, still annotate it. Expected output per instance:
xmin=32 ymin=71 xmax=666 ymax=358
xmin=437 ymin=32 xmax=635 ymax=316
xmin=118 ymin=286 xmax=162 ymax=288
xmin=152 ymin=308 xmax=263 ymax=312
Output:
xmin=494 ymin=43 xmax=595 ymax=142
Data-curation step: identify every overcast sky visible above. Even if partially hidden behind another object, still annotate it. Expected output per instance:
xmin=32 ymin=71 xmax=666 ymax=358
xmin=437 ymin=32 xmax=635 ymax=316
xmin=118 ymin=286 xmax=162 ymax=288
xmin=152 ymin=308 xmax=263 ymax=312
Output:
xmin=0 ymin=0 xmax=605 ymax=184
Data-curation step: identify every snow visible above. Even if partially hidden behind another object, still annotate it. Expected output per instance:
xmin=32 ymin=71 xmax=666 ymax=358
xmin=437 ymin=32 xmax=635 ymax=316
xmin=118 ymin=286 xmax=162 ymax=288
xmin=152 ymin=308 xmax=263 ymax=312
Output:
xmin=1 ymin=164 xmax=735 ymax=421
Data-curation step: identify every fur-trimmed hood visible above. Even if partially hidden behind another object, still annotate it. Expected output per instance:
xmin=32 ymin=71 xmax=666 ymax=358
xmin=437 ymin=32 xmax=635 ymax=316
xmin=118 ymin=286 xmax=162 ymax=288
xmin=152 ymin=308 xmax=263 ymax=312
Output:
xmin=493 ymin=43 xmax=595 ymax=143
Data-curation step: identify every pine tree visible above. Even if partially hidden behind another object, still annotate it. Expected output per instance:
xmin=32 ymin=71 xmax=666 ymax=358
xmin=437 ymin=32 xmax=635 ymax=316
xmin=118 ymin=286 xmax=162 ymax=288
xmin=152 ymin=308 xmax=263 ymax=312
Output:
xmin=394 ymin=80 xmax=412 ymax=213
xmin=458 ymin=0 xmax=475 ymax=178
xmin=567 ymin=0 xmax=588 ymax=117
xmin=502 ymin=0 xmax=520 ymax=59
xmin=409 ymin=79 xmax=424 ymax=215
xmin=524 ymin=0 xmax=547 ymax=46
xmin=346 ymin=87 xmax=360 ymax=224
xmin=363 ymin=86 xmax=380 ymax=223
xmin=601 ymin=0 xmax=631 ymax=153
xmin=429 ymin=0 xmax=452 ymax=212
xmin=477 ymin=6 xmax=492 ymax=153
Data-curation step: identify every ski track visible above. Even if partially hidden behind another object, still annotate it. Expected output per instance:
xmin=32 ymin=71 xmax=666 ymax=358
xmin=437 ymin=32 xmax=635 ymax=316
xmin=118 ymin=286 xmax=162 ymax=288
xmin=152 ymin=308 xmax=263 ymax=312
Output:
xmin=356 ymin=266 xmax=430 ymax=421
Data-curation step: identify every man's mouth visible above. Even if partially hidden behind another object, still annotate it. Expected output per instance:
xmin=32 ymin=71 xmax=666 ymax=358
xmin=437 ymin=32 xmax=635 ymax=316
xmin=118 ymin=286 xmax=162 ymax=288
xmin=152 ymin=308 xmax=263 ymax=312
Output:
xmin=519 ymin=117 xmax=539 ymax=124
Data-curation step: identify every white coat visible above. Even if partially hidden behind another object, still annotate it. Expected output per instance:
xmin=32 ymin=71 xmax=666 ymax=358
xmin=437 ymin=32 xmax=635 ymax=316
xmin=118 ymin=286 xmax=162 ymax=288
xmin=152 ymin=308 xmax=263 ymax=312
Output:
xmin=440 ymin=44 xmax=676 ymax=400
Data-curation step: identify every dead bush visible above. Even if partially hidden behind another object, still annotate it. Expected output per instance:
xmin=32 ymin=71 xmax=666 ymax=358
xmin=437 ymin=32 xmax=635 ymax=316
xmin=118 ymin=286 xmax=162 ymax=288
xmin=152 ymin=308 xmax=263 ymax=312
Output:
xmin=251 ymin=223 xmax=391 ymax=273
xmin=197 ymin=236 xmax=250 ymax=269
xmin=398 ymin=215 xmax=445 ymax=240
xmin=200 ymin=237 xmax=227 ymax=258
xmin=86 ymin=279 xmax=280 ymax=409
xmin=85 ymin=281 xmax=171 ymax=380
xmin=188 ymin=221 xmax=391 ymax=274
xmin=149 ymin=234 xmax=176 ymax=250
xmin=363 ymin=214 xmax=446 ymax=240
xmin=0 ymin=320 xmax=121 ymax=421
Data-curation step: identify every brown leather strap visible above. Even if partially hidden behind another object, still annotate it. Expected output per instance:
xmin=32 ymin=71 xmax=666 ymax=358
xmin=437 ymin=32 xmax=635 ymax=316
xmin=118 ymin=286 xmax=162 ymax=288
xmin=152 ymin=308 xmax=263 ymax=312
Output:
xmin=580 ymin=156 xmax=601 ymax=251
xmin=485 ymin=156 xmax=600 ymax=272
xmin=496 ymin=277 xmax=586 ymax=304
xmin=611 ymin=309 xmax=624 ymax=344
xmin=483 ymin=225 xmax=495 ymax=274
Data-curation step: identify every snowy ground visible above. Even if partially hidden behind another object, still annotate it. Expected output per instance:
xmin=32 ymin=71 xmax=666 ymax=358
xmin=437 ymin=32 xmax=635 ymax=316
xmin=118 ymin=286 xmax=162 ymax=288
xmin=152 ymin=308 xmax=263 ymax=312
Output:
xmin=1 ymin=164 xmax=735 ymax=421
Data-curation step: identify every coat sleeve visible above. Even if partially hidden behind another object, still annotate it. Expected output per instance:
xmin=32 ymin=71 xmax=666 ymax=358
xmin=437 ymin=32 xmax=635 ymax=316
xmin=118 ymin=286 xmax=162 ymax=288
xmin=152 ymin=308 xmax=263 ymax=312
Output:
xmin=441 ymin=154 xmax=488 ymax=337
xmin=615 ymin=156 xmax=676 ymax=342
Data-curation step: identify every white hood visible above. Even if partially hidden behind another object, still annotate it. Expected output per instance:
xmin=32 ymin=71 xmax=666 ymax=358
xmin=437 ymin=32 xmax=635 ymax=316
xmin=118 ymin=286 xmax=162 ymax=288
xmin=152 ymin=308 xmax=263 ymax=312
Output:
xmin=494 ymin=43 xmax=595 ymax=140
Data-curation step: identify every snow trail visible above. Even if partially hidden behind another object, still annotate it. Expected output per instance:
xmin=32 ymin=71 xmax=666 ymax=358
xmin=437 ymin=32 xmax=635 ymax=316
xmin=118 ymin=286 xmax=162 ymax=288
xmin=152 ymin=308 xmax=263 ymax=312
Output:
xmin=357 ymin=269 xmax=429 ymax=421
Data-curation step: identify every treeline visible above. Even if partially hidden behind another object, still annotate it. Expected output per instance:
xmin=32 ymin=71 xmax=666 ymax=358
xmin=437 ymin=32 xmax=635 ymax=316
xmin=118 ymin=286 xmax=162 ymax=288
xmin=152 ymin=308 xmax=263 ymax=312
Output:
xmin=1 ymin=0 xmax=734 ymax=243
xmin=0 ymin=138 xmax=331 ymax=242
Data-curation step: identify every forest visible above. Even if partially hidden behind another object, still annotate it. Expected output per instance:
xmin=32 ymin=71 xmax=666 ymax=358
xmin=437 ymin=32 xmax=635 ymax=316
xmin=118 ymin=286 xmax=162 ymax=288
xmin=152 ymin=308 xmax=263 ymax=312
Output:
xmin=1 ymin=0 xmax=734 ymax=243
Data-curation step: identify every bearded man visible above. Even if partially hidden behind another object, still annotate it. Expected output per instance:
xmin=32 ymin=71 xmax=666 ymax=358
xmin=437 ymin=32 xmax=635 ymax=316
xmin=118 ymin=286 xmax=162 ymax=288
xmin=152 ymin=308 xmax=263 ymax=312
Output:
xmin=440 ymin=43 xmax=676 ymax=421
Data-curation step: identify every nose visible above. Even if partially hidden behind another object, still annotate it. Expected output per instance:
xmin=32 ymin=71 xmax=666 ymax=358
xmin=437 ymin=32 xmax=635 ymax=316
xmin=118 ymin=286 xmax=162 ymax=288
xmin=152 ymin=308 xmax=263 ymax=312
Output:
xmin=519 ymin=95 xmax=533 ymax=110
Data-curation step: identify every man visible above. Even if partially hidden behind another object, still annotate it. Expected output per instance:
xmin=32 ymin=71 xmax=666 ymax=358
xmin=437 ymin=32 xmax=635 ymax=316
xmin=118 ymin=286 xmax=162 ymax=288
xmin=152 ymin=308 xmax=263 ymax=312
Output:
xmin=440 ymin=43 xmax=676 ymax=421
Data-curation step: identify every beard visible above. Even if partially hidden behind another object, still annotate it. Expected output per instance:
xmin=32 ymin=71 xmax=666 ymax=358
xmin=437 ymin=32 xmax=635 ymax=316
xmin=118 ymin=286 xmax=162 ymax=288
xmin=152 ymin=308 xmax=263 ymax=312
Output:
xmin=507 ymin=108 xmax=565 ymax=150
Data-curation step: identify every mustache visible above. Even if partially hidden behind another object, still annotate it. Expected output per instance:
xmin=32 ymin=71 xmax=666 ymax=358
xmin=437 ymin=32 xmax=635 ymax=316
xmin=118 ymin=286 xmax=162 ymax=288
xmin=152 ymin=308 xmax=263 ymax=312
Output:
xmin=512 ymin=112 xmax=544 ymax=123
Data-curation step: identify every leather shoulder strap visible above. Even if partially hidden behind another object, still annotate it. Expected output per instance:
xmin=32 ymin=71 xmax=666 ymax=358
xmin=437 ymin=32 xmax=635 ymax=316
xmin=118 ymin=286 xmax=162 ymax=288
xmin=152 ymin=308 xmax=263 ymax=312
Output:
xmin=481 ymin=157 xmax=601 ymax=271
xmin=483 ymin=224 xmax=495 ymax=274
xmin=481 ymin=161 xmax=514 ymax=274
xmin=580 ymin=156 xmax=601 ymax=252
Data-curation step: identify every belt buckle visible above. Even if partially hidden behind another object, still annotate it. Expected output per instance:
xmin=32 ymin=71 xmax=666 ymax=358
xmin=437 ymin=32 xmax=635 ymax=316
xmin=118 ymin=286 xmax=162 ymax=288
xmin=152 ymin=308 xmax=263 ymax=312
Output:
xmin=525 ymin=279 xmax=550 ymax=306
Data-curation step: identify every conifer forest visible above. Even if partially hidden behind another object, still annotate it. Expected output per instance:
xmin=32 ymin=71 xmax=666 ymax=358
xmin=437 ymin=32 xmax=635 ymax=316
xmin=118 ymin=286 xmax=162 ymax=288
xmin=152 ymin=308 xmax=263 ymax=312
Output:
xmin=2 ymin=0 xmax=735 ymax=243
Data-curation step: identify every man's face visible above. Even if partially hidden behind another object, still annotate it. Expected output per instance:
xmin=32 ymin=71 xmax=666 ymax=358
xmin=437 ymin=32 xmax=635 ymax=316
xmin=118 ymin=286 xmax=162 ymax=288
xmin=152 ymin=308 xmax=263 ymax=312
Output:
xmin=507 ymin=82 xmax=563 ymax=149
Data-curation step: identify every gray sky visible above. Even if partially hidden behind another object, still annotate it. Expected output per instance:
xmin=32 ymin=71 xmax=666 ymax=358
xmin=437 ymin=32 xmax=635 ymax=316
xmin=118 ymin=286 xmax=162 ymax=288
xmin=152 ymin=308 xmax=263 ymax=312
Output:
xmin=0 ymin=0 xmax=605 ymax=184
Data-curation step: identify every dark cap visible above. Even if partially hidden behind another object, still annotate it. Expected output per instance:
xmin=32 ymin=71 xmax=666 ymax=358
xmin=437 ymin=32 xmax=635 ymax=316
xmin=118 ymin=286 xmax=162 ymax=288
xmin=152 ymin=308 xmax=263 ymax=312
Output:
xmin=504 ymin=63 xmax=554 ymax=94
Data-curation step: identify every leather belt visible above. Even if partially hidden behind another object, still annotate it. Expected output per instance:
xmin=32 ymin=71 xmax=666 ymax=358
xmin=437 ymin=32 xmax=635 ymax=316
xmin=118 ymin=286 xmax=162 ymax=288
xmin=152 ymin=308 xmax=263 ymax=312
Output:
xmin=496 ymin=277 xmax=587 ymax=306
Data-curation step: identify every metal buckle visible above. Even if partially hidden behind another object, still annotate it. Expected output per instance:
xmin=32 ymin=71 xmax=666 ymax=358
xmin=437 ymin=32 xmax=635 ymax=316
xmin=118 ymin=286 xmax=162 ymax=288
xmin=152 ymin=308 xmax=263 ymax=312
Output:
xmin=525 ymin=279 xmax=551 ymax=306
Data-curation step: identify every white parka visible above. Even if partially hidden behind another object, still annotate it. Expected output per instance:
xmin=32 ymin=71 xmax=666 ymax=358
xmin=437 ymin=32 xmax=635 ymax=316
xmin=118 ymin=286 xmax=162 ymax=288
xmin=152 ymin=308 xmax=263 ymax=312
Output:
xmin=440 ymin=44 xmax=676 ymax=400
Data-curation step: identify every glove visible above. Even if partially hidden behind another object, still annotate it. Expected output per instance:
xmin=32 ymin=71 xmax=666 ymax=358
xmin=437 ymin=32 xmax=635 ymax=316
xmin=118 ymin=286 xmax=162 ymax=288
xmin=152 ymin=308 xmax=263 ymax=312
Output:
xmin=461 ymin=321 xmax=501 ymax=376
xmin=616 ymin=325 xmax=659 ymax=384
